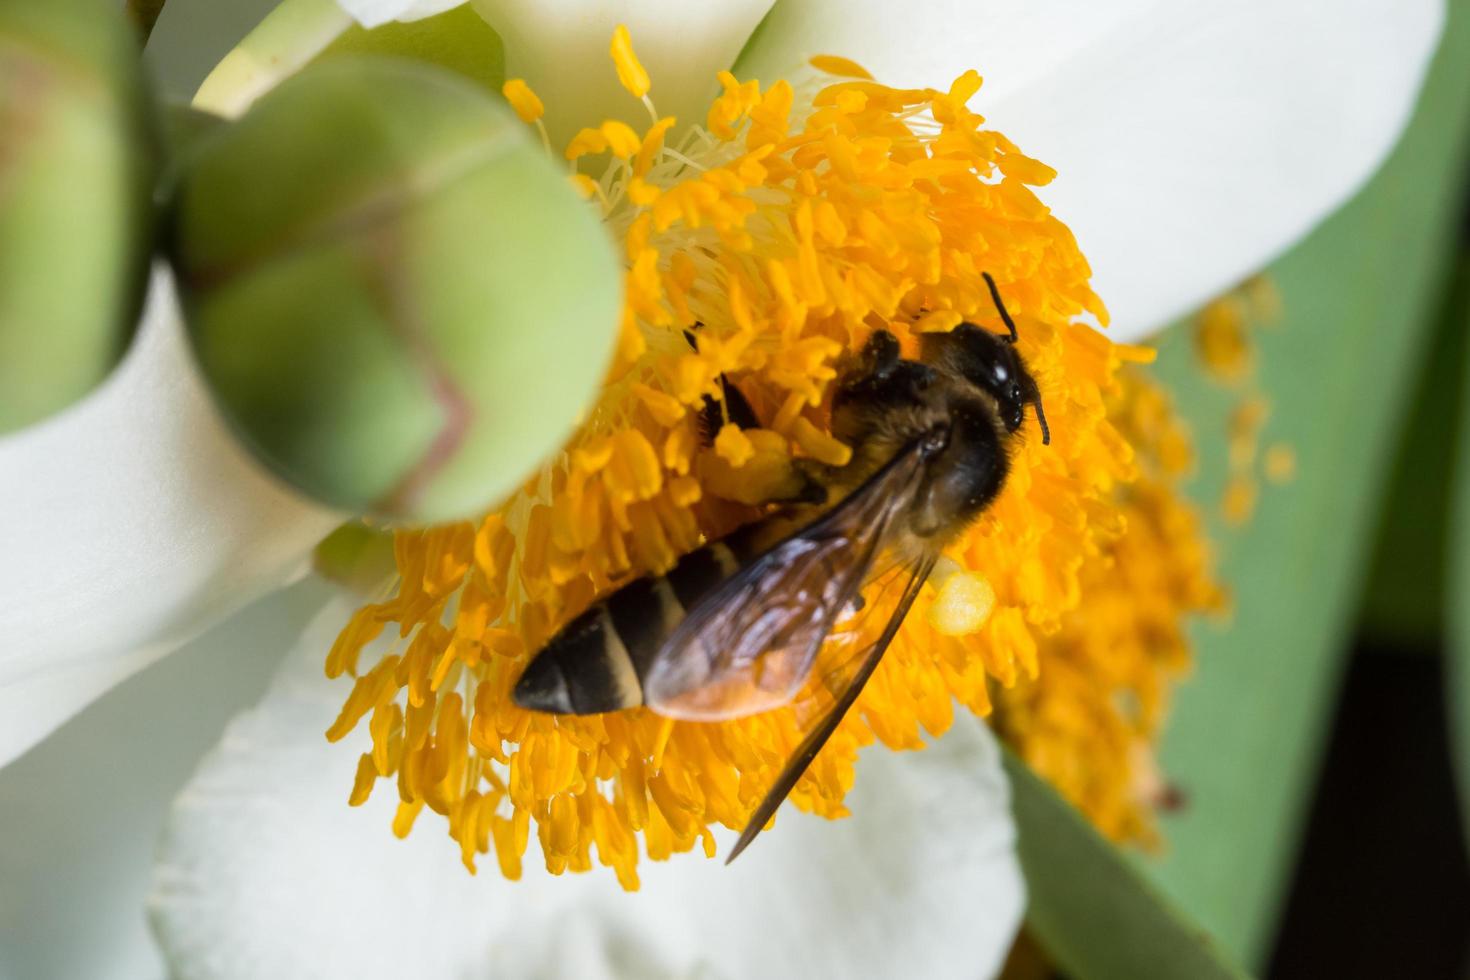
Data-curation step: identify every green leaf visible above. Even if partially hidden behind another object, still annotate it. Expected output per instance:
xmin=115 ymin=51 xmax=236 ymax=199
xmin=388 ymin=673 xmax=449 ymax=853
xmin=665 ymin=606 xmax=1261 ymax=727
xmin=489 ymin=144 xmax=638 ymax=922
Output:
xmin=1443 ymin=262 xmax=1470 ymax=845
xmin=1140 ymin=5 xmax=1470 ymax=965
xmin=1005 ymin=751 xmax=1251 ymax=980
xmin=1355 ymin=259 xmax=1470 ymax=649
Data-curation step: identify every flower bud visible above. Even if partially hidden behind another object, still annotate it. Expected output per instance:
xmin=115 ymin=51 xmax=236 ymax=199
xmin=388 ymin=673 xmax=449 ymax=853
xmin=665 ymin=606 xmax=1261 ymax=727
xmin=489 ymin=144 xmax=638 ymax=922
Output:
xmin=0 ymin=0 xmax=155 ymax=433
xmin=170 ymin=57 xmax=622 ymax=523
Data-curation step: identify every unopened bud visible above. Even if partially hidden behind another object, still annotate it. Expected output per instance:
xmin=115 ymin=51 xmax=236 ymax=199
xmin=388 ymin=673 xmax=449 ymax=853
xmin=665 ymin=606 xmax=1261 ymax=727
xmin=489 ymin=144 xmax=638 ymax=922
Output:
xmin=0 ymin=0 xmax=155 ymax=432
xmin=170 ymin=57 xmax=622 ymax=523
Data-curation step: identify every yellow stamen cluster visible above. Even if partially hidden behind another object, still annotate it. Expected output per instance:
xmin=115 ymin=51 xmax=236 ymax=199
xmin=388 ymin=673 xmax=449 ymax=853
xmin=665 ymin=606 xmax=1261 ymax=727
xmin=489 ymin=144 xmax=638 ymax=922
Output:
xmin=325 ymin=30 xmax=1214 ymax=888
xmin=993 ymin=369 xmax=1225 ymax=843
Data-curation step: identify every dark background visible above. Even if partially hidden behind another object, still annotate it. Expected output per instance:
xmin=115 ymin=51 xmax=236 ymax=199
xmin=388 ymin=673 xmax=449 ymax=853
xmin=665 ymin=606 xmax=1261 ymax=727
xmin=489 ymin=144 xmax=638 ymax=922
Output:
xmin=1265 ymin=201 xmax=1470 ymax=978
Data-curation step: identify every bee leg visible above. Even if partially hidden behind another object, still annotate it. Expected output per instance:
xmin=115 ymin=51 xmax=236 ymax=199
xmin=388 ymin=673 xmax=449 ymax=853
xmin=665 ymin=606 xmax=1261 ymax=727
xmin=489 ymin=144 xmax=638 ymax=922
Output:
xmin=857 ymin=328 xmax=902 ymax=379
xmin=695 ymin=376 xmax=761 ymax=445
xmin=686 ymin=327 xmax=763 ymax=445
xmin=784 ymin=458 xmax=831 ymax=505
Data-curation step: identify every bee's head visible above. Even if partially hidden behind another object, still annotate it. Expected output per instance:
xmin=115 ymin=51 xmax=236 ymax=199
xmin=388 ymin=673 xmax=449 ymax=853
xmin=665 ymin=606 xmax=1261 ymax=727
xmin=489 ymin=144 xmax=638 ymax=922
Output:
xmin=919 ymin=323 xmax=1050 ymax=445
xmin=909 ymin=405 xmax=1009 ymax=538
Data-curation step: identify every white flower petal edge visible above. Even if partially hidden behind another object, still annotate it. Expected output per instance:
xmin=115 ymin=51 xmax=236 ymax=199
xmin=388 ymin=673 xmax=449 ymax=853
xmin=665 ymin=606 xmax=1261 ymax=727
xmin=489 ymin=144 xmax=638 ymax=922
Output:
xmin=150 ymin=595 xmax=1025 ymax=980
xmin=468 ymin=0 xmax=776 ymax=147
xmin=0 ymin=267 xmax=342 ymax=768
xmin=735 ymin=0 xmax=1444 ymax=341
xmin=338 ymin=0 xmax=463 ymax=27
xmin=0 ymin=583 xmax=327 ymax=980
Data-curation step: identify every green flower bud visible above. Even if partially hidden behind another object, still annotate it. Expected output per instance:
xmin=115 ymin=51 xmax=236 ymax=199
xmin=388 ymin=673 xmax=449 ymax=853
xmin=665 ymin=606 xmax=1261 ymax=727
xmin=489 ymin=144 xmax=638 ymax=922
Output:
xmin=171 ymin=57 xmax=622 ymax=524
xmin=0 ymin=0 xmax=154 ymax=433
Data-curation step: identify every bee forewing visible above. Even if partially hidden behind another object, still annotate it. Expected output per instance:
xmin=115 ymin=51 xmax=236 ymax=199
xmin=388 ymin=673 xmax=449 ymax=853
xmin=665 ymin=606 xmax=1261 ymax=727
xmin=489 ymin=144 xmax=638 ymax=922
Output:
xmin=641 ymin=442 xmax=928 ymax=722
xmin=725 ymin=551 xmax=938 ymax=864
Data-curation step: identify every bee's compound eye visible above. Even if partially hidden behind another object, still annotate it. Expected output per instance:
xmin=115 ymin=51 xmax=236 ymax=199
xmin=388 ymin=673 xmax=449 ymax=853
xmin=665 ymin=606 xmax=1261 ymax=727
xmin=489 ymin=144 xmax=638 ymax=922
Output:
xmin=921 ymin=427 xmax=949 ymax=456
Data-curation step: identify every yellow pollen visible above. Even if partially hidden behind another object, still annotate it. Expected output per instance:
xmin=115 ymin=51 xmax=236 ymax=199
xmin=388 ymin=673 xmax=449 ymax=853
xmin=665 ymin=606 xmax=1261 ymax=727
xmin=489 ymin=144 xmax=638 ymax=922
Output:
xmin=927 ymin=569 xmax=996 ymax=636
xmin=1195 ymin=295 xmax=1252 ymax=383
xmin=1191 ymin=275 xmax=1286 ymax=527
xmin=325 ymin=33 xmax=1216 ymax=887
xmin=1264 ymin=443 xmax=1297 ymax=484
xmin=1222 ymin=474 xmax=1259 ymax=527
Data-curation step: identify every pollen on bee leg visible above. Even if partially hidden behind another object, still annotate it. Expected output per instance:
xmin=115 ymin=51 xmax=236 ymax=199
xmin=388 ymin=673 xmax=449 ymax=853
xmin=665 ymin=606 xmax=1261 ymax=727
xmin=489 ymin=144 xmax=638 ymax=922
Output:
xmin=927 ymin=564 xmax=996 ymax=637
xmin=714 ymin=424 xmax=755 ymax=467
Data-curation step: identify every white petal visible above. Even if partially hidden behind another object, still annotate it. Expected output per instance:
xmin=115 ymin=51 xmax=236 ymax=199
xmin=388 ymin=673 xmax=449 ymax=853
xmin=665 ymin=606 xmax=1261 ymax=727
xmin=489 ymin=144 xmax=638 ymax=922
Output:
xmin=337 ymin=0 xmax=465 ymax=28
xmin=0 ymin=268 xmax=342 ymax=768
xmin=0 ymin=581 xmax=327 ymax=980
xmin=736 ymin=0 xmax=1443 ymax=340
xmin=151 ymin=597 xmax=1024 ymax=980
xmin=469 ymin=0 xmax=775 ymax=146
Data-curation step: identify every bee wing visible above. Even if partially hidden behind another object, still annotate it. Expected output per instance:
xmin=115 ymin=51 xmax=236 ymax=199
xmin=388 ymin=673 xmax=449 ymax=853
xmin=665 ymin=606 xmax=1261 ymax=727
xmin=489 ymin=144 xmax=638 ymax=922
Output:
xmin=725 ymin=550 xmax=939 ymax=863
xmin=641 ymin=441 xmax=927 ymax=722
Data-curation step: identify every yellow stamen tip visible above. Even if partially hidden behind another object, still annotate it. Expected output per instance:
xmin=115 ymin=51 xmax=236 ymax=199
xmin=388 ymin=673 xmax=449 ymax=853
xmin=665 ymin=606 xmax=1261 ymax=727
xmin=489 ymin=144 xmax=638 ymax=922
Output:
xmin=915 ymin=310 xmax=963 ymax=334
xmin=610 ymin=24 xmax=651 ymax=99
xmin=565 ymin=126 xmax=610 ymax=161
xmin=567 ymin=173 xmax=600 ymax=200
xmin=601 ymin=119 xmax=642 ymax=159
xmin=809 ymin=54 xmax=874 ymax=80
xmin=502 ymin=78 xmax=544 ymax=124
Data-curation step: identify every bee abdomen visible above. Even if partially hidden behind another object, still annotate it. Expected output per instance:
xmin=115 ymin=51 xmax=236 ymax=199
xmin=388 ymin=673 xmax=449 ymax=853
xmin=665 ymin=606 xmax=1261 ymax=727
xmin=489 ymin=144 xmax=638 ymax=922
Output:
xmin=512 ymin=541 xmax=744 ymax=715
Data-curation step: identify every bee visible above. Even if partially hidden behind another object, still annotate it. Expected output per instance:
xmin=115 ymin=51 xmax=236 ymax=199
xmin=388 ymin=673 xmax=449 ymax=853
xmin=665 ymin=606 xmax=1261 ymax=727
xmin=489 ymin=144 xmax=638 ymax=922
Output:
xmin=513 ymin=273 xmax=1049 ymax=861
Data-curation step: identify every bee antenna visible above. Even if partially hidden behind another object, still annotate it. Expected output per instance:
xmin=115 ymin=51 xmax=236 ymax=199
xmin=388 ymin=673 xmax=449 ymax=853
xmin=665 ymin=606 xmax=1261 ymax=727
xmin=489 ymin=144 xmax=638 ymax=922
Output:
xmin=982 ymin=272 xmax=1019 ymax=343
xmin=1033 ymin=395 xmax=1051 ymax=445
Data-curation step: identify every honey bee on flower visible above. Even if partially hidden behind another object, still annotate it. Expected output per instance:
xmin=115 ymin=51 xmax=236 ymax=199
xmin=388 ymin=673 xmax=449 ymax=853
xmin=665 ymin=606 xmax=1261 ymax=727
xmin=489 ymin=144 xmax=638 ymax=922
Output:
xmin=318 ymin=27 xmax=1216 ymax=890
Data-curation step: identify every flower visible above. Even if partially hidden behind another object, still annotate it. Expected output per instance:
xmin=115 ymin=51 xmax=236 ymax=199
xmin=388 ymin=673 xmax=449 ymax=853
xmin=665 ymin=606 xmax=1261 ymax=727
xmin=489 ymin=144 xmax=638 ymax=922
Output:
xmin=147 ymin=594 xmax=1024 ymax=979
xmin=0 ymin=0 xmax=1443 ymax=977
xmin=322 ymin=33 xmax=1174 ymax=889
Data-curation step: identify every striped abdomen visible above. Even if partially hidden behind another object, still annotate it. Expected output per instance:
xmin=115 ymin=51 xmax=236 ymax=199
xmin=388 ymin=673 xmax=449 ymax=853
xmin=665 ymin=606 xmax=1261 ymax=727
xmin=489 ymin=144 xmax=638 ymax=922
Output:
xmin=512 ymin=536 xmax=750 ymax=715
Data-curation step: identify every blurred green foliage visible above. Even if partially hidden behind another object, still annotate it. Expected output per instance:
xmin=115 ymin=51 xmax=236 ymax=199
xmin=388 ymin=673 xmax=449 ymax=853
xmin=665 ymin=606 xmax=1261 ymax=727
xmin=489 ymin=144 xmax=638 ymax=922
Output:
xmin=1140 ymin=1 xmax=1470 ymax=966
xmin=1445 ymin=268 xmax=1470 ymax=851
xmin=1007 ymin=751 xmax=1249 ymax=980
xmin=1357 ymin=261 xmax=1468 ymax=649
